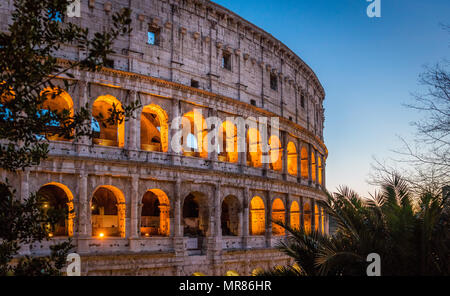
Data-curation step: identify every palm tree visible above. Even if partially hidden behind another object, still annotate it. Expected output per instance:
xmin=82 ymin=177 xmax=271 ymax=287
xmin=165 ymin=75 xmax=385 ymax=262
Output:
xmin=259 ymin=174 xmax=450 ymax=276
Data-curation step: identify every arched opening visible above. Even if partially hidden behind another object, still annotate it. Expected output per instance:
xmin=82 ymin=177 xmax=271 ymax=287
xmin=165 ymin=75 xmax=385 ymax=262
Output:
xmin=290 ymin=201 xmax=300 ymax=230
xmin=37 ymin=183 xmax=74 ymax=237
xmin=221 ymin=195 xmax=240 ymax=236
xmin=303 ymin=202 xmax=311 ymax=234
xmin=39 ymin=87 xmax=74 ymax=141
xmin=318 ymin=157 xmax=323 ymax=185
xmin=249 ymin=196 xmax=265 ymax=235
xmin=92 ymin=95 xmax=125 ymax=147
xmin=181 ymin=111 xmax=208 ymax=158
xmin=287 ymin=142 xmax=298 ymax=176
xmin=140 ymin=104 xmax=169 ymax=152
xmin=183 ymin=192 xmax=209 ymax=237
xmin=272 ymin=198 xmax=285 ymax=236
xmin=247 ymin=128 xmax=262 ymax=168
xmin=301 ymin=147 xmax=308 ymax=179
xmin=269 ymin=135 xmax=282 ymax=171
xmin=251 ymin=268 xmax=263 ymax=276
xmin=314 ymin=204 xmax=320 ymax=232
xmin=311 ymin=151 xmax=317 ymax=183
xmin=225 ymin=270 xmax=240 ymax=276
xmin=140 ymin=189 xmax=170 ymax=237
xmin=218 ymin=121 xmax=238 ymax=163
xmin=91 ymin=185 xmax=126 ymax=238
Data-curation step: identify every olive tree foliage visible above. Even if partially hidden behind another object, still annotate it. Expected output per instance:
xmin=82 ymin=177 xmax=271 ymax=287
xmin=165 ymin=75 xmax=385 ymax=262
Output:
xmin=0 ymin=0 xmax=137 ymax=275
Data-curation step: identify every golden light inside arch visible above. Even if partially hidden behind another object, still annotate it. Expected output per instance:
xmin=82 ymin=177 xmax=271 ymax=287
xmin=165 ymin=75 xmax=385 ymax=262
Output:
xmin=247 ymin=128 xmax=262 ymax=168
xmin=141 ymin=189 xmax=170 ymax=237
xmin=218 ymin=120 xmax=238 ymax=163
xmin=92 ymin=95 xmax=125 ymax=147
xmin=311 ymin=151 xmax=317 ymax=183
xmin=314 ymin=204 xmax=319 ymax=232
xmin=182 ymin=110 xmax=208 ymax=158
xmin=91 ymin=185 xmax=126 ymax=238
xmin=287 ymin=142 xmax=298 ymax=176
xmin=303 ymin=202 xmax=312 ymax=234
xmin=249 ymin=196 xmax=265 ymax=235
xmin=272 ymin=198 xmax=285 ymax=236
xmin=40 ymin=87 xmax=74 ymax=117
xmin=141 ymin=104 xmax=169 ymax=152
xmin=269 ymin=135 xmax=282 ymax=171
xmin=290 ymin=201 xmax=300 ymax=230
xmin=300 ymin=147 xmax=309 ymax=179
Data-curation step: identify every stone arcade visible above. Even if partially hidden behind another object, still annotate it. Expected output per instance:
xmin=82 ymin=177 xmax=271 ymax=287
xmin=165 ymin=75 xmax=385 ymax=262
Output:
xmin=0 ymin=0 xmax=328 ymax=275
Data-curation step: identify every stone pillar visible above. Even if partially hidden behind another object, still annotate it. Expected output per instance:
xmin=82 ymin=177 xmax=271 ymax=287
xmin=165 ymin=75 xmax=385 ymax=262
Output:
xmin=209 ymin=108 xmax=219 ymax=170
xmin=307 ymin=143 xmax=313 ymax=186
xmin=265 ymin=191 xmax=272 ymax=248
xmin=322 ymin=159 xmax=327 ymax=189
xmin=299 ymin=196 xmax=304 ymax=231
xmin=172 ymin=177 xmax=185 ymax=257
xmin=281 ymin=130 xmax=288 ymax=180
xmin=318 ymin=205 xmax=323 ymax=234
xmin=315 ymin=149 xmax=319 ymax=188
xmin=311 ymin=198 xmax=316 ymax=233
xmin=76 ymin=81 xmax=91 ymax=156
xmin=76 ymin=172 xmax=90 ymax=253
xmin=129 ymin=174 xmax=140 ymax=251
xmin=238 ymin=125 xmax=248 ymax=173
xmin=19 ymin=169 xmax=30 ymax=202
xmin=209 ymin=183 xmax=223 ymax=275
xmin=285 ymin=195 xmax=291 ymax=240
xmin=126 ymin=90 xmax=138 ymax=152
xmin=242 ymin=187 xmax=250 ymax=249
xmin=170 ymin=97 xmax=182 ymax=165
xmin=297 ymin=139 xmax=302 ymax=183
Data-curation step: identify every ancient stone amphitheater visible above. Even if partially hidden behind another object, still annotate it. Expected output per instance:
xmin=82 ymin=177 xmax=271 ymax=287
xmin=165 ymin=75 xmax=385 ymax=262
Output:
xmin=0 ymin=0 xmax=328 ymax=275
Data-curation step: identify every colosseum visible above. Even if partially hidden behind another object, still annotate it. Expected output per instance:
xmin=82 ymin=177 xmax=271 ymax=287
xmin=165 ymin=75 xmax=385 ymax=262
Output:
xmin=0 ymin=0 xmax=328 ymax=275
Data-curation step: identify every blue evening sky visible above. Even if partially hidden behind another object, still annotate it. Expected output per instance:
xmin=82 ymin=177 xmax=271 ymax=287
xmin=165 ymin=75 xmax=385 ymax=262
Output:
xmin=212 ymin=0 xmax=450 ymax=196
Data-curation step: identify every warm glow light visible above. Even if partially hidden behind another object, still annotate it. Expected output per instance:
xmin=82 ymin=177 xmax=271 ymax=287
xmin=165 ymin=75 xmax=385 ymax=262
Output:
xmin=99 ymin=232 xmax=105 ymax=238
xmin=48 ymin=233 xmax=53 ymax=238
xmin=145 ymin=233 xmax=150 ymax=237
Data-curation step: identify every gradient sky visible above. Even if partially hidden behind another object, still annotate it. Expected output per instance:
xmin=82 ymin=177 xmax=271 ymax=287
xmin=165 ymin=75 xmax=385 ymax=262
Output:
xmin=213 ymin=0 xmax=449 ymax=196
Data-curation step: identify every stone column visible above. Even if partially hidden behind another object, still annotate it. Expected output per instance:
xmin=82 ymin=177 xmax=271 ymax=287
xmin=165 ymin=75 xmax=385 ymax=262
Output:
xmin=170 ymin=97 xmax=182 ymax=165
xmin=242 ymin=187 xmax=250 ymax=249
xmin=307 ymin=143 xmax=313 ymax=186
xmin=76 ymin=172 xmax=90 ymax=253
xmin=173 ymin=177 xmax=185 ymax=257
xmin=315 ymin=149 xmax=319 ymax=188
xmin=281 ymin=130 xmax=288 ymax=180
xmin=126 ymin=90 xmax=138 ymax=153
xmin=76 ymin=81 xmax=91 ymax=156
xmin=322 ymin=159 xmax=327 ymax=188
xmin=129 ymin=174 xmax=140 ymax=251
xmin=297 ymin=139 xmax=302 ymax=183
xmin=299 ymin=196 xmax=304 ymax=231
xmin=265 ymin=191 xmax=272 ymax=248
xmin=238 ymin=125 xmax=248 ymax=173
xmin=209 ymin=183 xmax=223 ymax=275
xmin=285 ymin=195 xmax=291 ymax=240
xmin=311 ymin=198 xmax=316 ymax=233
xmin=209 ymin=108 xmax=219 ymax=170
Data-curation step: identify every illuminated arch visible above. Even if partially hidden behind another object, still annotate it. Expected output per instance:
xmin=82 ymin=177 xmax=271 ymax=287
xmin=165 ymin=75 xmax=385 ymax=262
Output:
xmin=39 ymin=87 xmax=74 ymax=141
xmin=37 ymin=182 xmax=75 ymax=237
xmin=249 ymin=196 xmax=265 ymax=235
xmin=182 ymin=110 xmax=208 ymax=158
xmin=218 ymin=121 xmax=238 ymax=163
xmin=225 ymin=270 xmax=240 ymax=276
xmin=311 ymin=151 xmax=317 ymax=183
xmin=272 ymin=198 xmax=285 ymax=236
xmin=140 ymin=189 xmax=170 ymax=237
xmin=91 ymin=185 xmax=126 ymax=238
xmin=251 ymin=268 xmax=263 ymax=276
xmin=301 ymin=147 xmax=308 ymax=179
xmin=92 ymin=95 xmax=125 ymax=147
xmin=247 ymin=128 xmax=262 ymax=168
xmin=314 ymin=204 xmax=320 ymax=232
xmin=303 ymin=202 xmax=311 ymax=234
xmin=269 ymin=135 xmax=282 ymax=171
xmin=287 ymin=142 xmax=298 ymax=176
xmin=290 ymin=201 xmax=300 ymax=230
xmin=141 ymin=104 xmax=169 ymax=152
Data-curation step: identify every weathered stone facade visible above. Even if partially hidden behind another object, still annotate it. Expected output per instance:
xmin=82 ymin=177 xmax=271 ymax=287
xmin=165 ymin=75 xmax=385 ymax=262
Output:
xmin=0 ymin=0 xmax=328 ymax=275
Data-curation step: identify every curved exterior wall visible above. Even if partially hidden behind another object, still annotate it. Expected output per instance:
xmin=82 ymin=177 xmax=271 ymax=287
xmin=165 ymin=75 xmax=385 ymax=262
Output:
xmin=0 ymin=0 xmax=328 ymax=276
